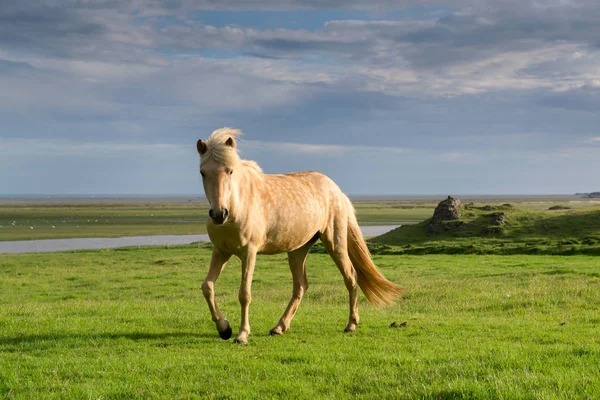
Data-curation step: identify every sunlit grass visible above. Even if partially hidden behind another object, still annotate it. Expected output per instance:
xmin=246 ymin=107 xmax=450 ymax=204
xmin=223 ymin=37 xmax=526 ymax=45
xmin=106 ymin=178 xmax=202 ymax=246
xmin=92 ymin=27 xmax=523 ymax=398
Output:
xmin=1 ymin=246 xmax=599 ymax=399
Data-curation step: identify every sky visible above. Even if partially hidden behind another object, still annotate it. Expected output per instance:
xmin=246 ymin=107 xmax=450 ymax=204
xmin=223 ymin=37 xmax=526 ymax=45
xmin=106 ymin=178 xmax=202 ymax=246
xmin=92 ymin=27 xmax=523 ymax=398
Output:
xmin=1 ymin=0 xmax=599 ymax=196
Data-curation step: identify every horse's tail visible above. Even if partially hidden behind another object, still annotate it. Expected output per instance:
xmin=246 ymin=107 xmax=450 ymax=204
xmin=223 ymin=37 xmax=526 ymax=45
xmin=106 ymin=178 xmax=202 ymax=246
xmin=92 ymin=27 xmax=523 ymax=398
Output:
xmin=347 ymin=217 xmax=404 ymax=306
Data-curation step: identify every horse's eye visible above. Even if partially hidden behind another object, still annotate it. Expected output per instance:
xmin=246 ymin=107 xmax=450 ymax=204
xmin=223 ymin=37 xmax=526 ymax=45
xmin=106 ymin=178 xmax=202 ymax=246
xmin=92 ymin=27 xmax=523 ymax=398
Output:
xmin=228 ymin=169 xmax=234 ymax=175
xmin=200 ymin=171 xmax=205 ymax=177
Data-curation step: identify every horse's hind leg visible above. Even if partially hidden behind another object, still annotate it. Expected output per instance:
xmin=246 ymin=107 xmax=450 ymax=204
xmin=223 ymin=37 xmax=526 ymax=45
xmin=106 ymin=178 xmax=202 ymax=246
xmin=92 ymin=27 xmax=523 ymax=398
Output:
xmin=269 ymin=241 xmax=313 ymax=336
xmin=321 ymin=223 xmax=360 ymax=333
xmin=202 ymin=248 xmax=233 ymax=339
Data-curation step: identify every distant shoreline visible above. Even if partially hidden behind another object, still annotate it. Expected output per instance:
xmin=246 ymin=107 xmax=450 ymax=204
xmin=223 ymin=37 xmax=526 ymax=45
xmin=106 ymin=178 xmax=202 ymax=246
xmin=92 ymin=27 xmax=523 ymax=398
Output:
xmin=0 ymin=194 xmax=589 ymax=205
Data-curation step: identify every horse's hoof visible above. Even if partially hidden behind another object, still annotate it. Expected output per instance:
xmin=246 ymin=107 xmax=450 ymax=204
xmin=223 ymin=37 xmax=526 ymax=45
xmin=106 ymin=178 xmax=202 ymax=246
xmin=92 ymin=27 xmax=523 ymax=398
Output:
xmin=344 ymin=326 xmax=356 ymax=333
xmin=218 ymin=321 xmax=232 ymax=340
xmin=233 ymin=337 xmax=248 ymax=345
xmin=269 ymin=327 xmax=283 ymax=336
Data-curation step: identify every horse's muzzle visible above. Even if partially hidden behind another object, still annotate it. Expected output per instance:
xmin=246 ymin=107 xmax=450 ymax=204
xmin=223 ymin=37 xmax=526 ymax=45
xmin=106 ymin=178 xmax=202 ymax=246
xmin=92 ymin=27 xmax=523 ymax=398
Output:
xmin=209 ymin=208 xmax=229 ymax=225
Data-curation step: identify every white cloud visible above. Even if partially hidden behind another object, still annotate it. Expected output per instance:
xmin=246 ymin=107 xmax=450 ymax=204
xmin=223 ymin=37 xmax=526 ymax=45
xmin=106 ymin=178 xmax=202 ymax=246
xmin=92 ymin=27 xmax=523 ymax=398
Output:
xmin=0 ymin=138 xmax=186 ymax=159
xmin=0 ymin=55 xmax=329 ymax=114
xmin=3 ymin=1 xmax=600 ymax=195
xmin=157 ymin=15 xmax=600 ymax=98
xmin=4 ymin=0 xmax=600 ymax=112
xmin=42 ymin=59 xmax=163 ymax=82
xmin=441 ymin=151 xmax=478 ymax=163
xmin=244 ymin=140 xmax=406 ymax=155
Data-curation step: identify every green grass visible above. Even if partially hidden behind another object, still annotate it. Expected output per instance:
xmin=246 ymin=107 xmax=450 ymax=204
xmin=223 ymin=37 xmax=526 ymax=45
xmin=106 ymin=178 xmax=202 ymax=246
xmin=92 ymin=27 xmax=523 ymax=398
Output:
xmin=372 ymin=204 xmax=600 ymax=255
xmin=1 ymin=246 xmax=599 ymax=399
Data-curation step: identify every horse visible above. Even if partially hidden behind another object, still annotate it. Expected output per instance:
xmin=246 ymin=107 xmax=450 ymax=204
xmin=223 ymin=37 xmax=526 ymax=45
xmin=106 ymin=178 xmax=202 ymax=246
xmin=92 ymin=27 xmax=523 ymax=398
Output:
xmin=197 ymin=128 xmax=403 ymax=344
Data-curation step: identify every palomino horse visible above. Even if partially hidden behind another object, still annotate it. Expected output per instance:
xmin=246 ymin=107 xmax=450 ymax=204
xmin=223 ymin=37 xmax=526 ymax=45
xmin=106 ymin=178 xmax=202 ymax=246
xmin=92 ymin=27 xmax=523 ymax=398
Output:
xmin=197 ymin=128 xmax=403 ymax=344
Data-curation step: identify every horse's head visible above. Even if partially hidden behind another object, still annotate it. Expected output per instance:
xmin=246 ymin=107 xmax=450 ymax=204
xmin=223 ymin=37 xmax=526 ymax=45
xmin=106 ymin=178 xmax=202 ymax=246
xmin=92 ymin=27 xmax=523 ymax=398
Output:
xmin=197 ymin=128 xmax=242 ymax=225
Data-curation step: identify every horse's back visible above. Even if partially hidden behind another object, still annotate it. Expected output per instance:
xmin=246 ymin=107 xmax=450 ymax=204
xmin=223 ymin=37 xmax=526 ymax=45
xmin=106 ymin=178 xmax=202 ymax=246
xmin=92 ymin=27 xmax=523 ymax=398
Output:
xmin=264 ymin=171 xmax=340 ymax=213
xmin=257 ymin=171 xmax=346 ymax=254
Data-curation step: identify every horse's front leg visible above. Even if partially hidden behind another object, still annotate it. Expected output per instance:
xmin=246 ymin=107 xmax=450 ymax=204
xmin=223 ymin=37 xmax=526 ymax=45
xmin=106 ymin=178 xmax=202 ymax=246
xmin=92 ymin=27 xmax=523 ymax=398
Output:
xmin=234 ymin=247 xmax=257 ymax=345
xmin=202 ymin=248 xmax=232 ymax=339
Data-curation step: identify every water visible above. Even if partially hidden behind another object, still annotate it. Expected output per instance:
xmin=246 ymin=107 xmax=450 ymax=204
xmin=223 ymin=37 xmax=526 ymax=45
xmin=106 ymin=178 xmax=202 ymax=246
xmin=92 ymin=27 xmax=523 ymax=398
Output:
xmin=360 ymin=225 xmax=401 ymax=237
xmin=0 ymin=225 xmax=402 ymax=254
xmin=0 ymin=235 xmax=211 ymax=254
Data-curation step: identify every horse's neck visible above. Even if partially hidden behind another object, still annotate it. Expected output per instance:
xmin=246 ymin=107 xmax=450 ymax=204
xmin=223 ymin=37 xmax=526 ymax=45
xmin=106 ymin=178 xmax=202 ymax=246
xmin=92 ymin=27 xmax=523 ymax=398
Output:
xmin=230 ymin=164 xmax=263 ymax=220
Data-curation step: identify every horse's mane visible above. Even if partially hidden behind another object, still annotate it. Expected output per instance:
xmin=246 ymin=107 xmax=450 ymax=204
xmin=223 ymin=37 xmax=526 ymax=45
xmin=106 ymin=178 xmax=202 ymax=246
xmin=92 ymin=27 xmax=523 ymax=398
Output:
xmin=201 ymin=128 xmax=263 ymax=174
xmin=241 ymin=159 xmax=263 ymax=174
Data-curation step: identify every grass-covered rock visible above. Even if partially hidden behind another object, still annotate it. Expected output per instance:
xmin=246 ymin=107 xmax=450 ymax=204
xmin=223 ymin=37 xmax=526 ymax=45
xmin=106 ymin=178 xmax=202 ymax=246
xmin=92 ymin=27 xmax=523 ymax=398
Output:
xmin=371 ymin=202 xmax=600 ymax=255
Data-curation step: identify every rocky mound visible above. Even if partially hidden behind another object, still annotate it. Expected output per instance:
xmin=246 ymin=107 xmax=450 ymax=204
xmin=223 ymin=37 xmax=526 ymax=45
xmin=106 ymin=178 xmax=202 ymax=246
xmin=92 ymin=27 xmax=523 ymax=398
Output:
xmin=549 ymin=205 xmax=572 ymax=211
xmin=491 ymin=212 xmax=509 ymax=225
xmin=427 ymin=197 xmax=512 ymax=236
xmin=427 ymin=196 xmax=462 ymax=234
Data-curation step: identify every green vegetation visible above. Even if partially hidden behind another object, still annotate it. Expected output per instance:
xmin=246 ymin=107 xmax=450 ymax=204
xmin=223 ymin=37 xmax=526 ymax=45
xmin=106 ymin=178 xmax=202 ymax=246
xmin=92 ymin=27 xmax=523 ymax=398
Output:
xmin=0 ymin=201 xmax=429 ymax=241
xmin=372 ymin=203 xmax=600 ymax=255
xmin=0 ymin=203 xmax=209 ymax=241
xmin=1 ymin=246 xmax=599 ymax=399
xmin=2 ymin=197 xmax=598 ymax=242
xmin=353 ymin=201 xmax=434 ymax=224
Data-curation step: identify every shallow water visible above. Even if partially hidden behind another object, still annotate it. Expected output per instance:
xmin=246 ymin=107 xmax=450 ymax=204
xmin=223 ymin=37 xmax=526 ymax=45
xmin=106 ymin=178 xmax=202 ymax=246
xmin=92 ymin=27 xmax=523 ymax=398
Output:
xmin=0 ymin=225 xmax=402 ymax=254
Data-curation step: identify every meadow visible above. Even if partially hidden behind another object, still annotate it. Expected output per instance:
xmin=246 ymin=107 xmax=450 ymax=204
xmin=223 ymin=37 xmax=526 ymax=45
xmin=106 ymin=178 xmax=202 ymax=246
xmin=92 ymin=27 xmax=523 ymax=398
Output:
xmin=1 ymin=245 xmax=599 ymax=399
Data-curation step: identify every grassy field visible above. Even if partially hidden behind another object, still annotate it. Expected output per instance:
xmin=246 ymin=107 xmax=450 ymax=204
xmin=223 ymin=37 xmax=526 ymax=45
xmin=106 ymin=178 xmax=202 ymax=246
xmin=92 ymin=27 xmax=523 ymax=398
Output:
xmin=1 ymin=197 xmax=598 ymax=241
xmin=1 ymin=245 xmax=599 ymax=399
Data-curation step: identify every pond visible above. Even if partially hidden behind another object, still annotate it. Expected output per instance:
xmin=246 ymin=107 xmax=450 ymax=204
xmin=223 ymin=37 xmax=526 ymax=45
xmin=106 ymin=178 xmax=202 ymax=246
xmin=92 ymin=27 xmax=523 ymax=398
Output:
xmin=0 ymin=225 xmax=404 ymax=254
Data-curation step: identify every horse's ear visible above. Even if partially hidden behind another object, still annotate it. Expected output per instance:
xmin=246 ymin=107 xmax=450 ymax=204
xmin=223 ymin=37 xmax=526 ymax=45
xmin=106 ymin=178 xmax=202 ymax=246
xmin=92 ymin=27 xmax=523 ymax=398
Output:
xmin=225 ymin=137 xmax=235 ymax=148
xmin=197 ymin=139 xmax=207 ymax=155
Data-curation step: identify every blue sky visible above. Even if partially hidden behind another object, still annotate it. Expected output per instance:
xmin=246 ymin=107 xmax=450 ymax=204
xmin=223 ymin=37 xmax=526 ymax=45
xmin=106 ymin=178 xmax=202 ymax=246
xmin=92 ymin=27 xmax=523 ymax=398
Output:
xmin=1 ymin=0 xmax=599 ymax=195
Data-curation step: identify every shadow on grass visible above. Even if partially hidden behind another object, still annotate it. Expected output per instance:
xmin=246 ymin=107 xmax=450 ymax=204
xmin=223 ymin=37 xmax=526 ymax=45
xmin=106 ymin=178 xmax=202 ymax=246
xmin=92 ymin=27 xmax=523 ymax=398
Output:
xmin=521 ymin=210 xmax=600 ymax=239
xmin=0 ymin=331 xmax=218 ymax=348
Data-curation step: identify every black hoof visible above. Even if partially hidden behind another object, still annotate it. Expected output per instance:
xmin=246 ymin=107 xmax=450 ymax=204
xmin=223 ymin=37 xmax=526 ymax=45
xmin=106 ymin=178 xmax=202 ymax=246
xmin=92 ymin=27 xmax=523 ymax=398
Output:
xmin=219 ymin=322 xmax=232 ymax=340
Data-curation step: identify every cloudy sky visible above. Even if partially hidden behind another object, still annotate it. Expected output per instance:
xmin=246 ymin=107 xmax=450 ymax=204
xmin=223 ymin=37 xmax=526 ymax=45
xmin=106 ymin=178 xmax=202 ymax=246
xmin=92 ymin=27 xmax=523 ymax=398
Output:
xmin=1 ymin=0 xmax=599 ymax=195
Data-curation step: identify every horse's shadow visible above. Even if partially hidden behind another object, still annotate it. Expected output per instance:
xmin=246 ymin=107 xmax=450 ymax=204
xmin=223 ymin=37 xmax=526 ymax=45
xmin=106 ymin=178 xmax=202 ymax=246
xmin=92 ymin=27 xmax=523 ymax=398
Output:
xmin=0 ymin=331 xmax=217 ymax=348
